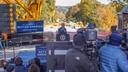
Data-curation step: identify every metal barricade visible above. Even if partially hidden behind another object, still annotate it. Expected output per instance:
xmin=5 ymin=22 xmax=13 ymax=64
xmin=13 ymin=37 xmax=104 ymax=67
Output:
xmin=0 ymin=39 xmax=16 ymax=61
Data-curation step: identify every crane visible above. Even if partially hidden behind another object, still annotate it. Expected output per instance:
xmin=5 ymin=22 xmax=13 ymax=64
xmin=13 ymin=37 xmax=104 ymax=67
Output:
xmin=1 ymin=0 xmax=45 ymax=21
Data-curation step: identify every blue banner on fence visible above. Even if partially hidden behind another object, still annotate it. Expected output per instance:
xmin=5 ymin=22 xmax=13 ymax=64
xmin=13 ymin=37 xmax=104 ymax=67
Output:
xmin=16 ymin=21 xmax=44 ymax=33
xmin=36 ymin=45 xmax=47 ymax=63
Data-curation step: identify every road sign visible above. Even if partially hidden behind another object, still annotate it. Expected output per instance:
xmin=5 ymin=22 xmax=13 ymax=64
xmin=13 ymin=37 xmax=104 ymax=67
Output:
xmin=36 ymin=45 xmax=47 ymax=63
xmin=0 ymin=13 xmax=10 ymax=18
xmin=0 ymin=9 xmax=10 ymax=13
xmin=0 ymin=4 xmax=10 ymax=9
xmin=16 ymin=21 xmax=44 ymax=33
xmin=0 ymin=4 xmax=16 ymax=34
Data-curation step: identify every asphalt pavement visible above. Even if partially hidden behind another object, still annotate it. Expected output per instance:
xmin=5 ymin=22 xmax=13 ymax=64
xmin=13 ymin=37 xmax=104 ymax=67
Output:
xmin=0 ymin=45 xmax=35 ymax=61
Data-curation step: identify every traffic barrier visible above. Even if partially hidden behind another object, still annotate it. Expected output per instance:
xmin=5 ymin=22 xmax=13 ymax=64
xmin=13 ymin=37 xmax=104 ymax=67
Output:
xmin=46 ymin=41 xmax=73 ymax=72
xmin=0 ymin=39 xmax=17 ymax=61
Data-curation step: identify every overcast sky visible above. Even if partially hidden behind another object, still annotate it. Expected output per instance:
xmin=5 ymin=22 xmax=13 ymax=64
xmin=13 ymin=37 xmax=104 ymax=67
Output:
xmin=55 ymin=0 xmax=81 ymax=6
xmin=97 ymin=0 xmax=111 ymax=4
xmin=55 ymin=0 xmax=111 ymax=6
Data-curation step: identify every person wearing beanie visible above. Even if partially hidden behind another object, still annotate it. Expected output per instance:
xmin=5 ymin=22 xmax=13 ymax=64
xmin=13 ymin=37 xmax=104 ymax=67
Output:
xmin=99 ymin=33 xmax=128 ymax=72
xmin=109 ymin=33 xmax=122 ymax=46
xmin=14 ymin=57 xmax=27 ymax=72
xmin=65 ymin=33 xmax=96 ymax=72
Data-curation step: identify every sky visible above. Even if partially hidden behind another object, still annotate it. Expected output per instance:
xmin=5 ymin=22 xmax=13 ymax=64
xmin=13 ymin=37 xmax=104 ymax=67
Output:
xmin=55 ymin=0 xmax=111 ymax=6
xmin=55 ymin=0 xmax=81 ymax=6
xmin=97 ymin=0 xmax=111 ymax=4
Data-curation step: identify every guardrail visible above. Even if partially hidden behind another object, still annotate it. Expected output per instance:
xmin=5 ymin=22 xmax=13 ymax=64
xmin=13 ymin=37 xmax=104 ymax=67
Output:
xmin=0 ymin=39 xmax=17 ymax=61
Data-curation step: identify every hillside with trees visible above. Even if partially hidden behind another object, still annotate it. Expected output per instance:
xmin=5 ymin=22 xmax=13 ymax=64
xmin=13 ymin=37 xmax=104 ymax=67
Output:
xmin=66 ymin=0 xmax=127 ymax=31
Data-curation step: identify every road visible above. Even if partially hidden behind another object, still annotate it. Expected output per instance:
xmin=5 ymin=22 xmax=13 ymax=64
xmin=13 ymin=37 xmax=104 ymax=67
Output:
xmin=0 ymin=45 xmax=35 ymax=61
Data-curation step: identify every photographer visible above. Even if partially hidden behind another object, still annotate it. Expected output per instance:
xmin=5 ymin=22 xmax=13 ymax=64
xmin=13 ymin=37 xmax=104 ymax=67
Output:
xmin=65 ymin=33 xmax=96 ymax=72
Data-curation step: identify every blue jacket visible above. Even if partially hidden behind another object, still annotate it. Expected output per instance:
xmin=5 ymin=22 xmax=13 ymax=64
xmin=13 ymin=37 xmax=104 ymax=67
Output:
xmin=99 ymin=44 xmax=128 ymax=72
xmin=15 ymin=65 xmax=27 ymax=72
xmin=58 ymin=27 xmax=67 ymax=34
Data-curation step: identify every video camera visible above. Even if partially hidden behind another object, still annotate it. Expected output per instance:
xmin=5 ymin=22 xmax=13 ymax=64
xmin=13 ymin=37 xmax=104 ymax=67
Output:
xmin=85 ymin=22 xmax=97 ymax=41
xmin=77 ymin=22 xmax=99 ymax=61
xmin=76 ymin=22 xmax=101 ymax=71
xmin=77 ymin=22 xmax=97 ymax=41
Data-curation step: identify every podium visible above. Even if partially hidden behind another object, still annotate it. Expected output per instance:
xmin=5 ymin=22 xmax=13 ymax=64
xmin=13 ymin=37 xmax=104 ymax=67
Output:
xmin=46 ymin=42 xmax=73 ymax=72
xmin=56 ymin=33 xmax=70 ymax=41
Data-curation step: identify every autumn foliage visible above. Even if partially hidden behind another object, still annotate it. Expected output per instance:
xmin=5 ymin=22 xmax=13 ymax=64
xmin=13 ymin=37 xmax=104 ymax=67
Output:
xmin=96 ymin=5 xmax=118 ymax=31
xmin=66 ymin=1 xmax=119 ymax=31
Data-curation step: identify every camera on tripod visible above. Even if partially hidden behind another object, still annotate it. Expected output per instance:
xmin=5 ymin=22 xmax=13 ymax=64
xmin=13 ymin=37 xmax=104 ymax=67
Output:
xmin=85 ymin=22 xmax=97 ymax=41
xmin=77 ymin=22 xmax=98 ymax=60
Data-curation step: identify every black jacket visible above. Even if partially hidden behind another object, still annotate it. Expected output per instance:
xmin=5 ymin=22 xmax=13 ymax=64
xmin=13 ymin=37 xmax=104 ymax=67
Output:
xmin=65 ymin=47 xmax=96 ymax=72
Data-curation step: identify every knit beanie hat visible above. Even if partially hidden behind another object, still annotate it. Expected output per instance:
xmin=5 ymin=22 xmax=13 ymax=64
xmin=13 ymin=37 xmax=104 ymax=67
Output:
xmin=109 ymin=33 xmax=122 ymax=46
xmin=73 ymin=33 xmax=85 ymax=46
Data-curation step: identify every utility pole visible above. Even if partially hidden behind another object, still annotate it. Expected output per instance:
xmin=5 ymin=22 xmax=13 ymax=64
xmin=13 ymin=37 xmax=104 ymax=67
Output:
xmin=10 ymin=0 xmax=15 ymax=58
xmin=10 ymin=0 xmax=15 ymax=33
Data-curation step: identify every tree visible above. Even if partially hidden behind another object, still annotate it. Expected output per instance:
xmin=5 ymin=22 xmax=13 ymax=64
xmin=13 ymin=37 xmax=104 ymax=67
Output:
xmin=97 ymin=5 xmax=118 ymax=31
xmin=110 ymin=1 xmax=124 ymax=12
xmin=41 ymin=0 xmax=55 ymax=22
xmin=111 ymin=0 xmax=128 ymax=3
xmin=66 ymin=0 xmax=118 ymax=31
xmin=54 ymin=11 xmax=65 ymax=20
xmin=47 ymin=0 xmax=55 ymax=22
xmin=80 ymin=0 xmax=97 ymax=24
xmin=66 ymin=4 xmax=81 ymax=22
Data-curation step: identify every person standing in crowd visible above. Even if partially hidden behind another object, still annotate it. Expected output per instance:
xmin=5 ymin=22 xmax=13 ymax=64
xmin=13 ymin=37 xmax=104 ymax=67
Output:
xmin=28 ymin=64 xmax=40 ymax=72
xmin=34 ymin=57 xmax=45 ymax=72
xmin=57 ymin=23 xmax=70 ymax=41
xmin=0 ymin=60 xmax=6 ymax=72
xmin=1 ymin=32 xmax=8 ymax=47
xmin=99 ymin=33 xmax=128 ymax=72
xmin=6 ymin=64 xmax=14 ymax=72
xmin=58 ymin=23 xmax=67 ymax=34
xmin=111 ymin=25 xmax=118 ymax=33
xmin=14 ymin=57 xmax=27 ymax=72
xmin=27 ymin=59 xmax=35 ymax=69
xmin=65 ymin=33 xmax=96 ymax=72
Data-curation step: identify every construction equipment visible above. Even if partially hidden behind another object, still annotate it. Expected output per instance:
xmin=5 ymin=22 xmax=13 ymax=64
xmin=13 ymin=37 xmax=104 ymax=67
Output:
xmin=1 ymin=0 xmax=45 ymax=21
